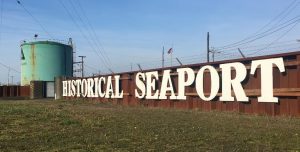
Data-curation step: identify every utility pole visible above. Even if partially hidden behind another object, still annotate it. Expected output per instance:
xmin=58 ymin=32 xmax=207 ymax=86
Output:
xmin=162 ymin=46 xmax=165 ymax=68
xmin=10 ymin=76 xmax=14 ymax=85
xmin=75 ymin=56 xmax=86 ymax=77
xmin=7 ymin=68 xmax=10 ymax=85
xmin=69 ymin=38 xmax=75 ymax=76
xmin=207 ymin=32 xmax=210 ymax=63
xmin=108 ymin=69 xmax=114 ymax=74
xmin=176 ymin=58 xmax=183 ymax=66
xmin=210 ymin=47 xmax=220 ymax=62
xmin=238 ymin=48 xmax=246 ymax=58
xmin=171 ymin=44 xmax=174 ymax=67
xmin=137 ymin=64 xmax=143 ymax=71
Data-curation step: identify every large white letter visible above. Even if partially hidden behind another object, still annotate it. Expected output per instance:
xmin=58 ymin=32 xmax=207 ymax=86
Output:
xmin=71 ymin=80 xmax=76 ymax=97
xmin=98 ymin=77 xmax=106 ymax=98
xmin=114 ymin=75 xmax=123 ymax=98
xmin=87 ymin=78 xmax=95 ymax=97
xmin=81 ymin=79 xmax=88 ymax=97
xmin=75 ymin=79 xmax=82 ymax=97
xmin=177 ymin=68 xmax=195 ymax=100
xmin=105 ymin=76 xmax=115 ymax=98
xmin=135 ymin=72 xmax=146 ymax=98
xmin=67 ymin=80 xmax=72 ymax=96
xmin=250 ymin=58 xmax=285 ymax=103
xmin=94 ymin=77 xmax=99 ymax=97
xmin=145 ymin=71 xmax=159 ymax=99
xmin=159 ymin=70 xmax=177 ymax=100
xmin=196 ymin=66 xmax=219 ymax=101
xmin=220 ymin=62 xmax=248 ymax=102
xmin=62 ymin=81 xmax=68 ymax=96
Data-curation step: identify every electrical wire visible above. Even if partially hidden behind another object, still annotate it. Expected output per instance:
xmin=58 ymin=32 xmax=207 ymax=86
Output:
xmin=248 ymin=21 xmax=300 ymax=55
xmin=215 ymin=0 xmax=299 ymax=50
xmin=67 ymin=0 xmax=112 ymax=69
xmin=0 ymin=61 xmax=20 ymax=73
xmin=74 ymin=0 xmax=113 ymax=68
xmin=16 ymin=0 xmax=54 ymax=39
xmin=216 ymin=16 xmax=300 ymax=51
xmin=58 ymin=0 xmax=111 ymax=71
xmin=218 ymin=39 xmax=299 ymax=52
xmin=0 ymin=0 xmax=21 ymax=78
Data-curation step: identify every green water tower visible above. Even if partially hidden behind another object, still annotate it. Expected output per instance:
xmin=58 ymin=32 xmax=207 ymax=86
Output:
xmin=21 ymin=40 xmax=73 ymax=86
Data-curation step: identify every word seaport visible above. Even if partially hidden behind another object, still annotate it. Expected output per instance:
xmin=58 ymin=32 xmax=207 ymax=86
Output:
xmin=63 ymin=57 xmax=285 ymax=103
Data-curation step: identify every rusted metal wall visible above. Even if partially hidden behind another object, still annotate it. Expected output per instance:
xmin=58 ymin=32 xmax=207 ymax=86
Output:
xmin=30 ymin=81 xmax=45 ymax=99
xmin=0 ymin=86 xmax=30 ymax=98
xmin=66 ymin=51 xmax=300 ymax=116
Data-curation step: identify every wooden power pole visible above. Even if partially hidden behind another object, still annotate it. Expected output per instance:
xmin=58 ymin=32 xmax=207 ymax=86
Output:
xmin=207 ymin=32 xmax=210 ymax=63
xmin=162 ymin=46 xmax=165 ymax=68
xmin=78 ymin=56 xmax=86 ymax=77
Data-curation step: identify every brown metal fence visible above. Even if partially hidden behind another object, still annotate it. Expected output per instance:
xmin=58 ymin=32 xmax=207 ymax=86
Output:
xmin=0 ymin=85 xmax=30 ymax=98
xmin=65 ymin=51 xmax=300 ymax=116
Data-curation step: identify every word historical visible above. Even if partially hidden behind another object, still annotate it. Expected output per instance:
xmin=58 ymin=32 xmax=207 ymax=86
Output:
xmin=63 ymin=57 xmax=285 ymax=103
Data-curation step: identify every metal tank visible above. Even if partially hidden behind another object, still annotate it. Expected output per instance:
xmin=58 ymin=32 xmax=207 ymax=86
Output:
xmin=21 ymin=40 xmax=73 ymax=86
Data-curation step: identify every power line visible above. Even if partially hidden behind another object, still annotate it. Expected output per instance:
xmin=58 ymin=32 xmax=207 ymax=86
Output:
xmin=84 ymin=63 xmax=99 ymax=72
xmin=58 ymin=0 xmax=111 ymax=71
xmin=217 ymin=39 xmax=300 ymax=52
xmin=67 ymin=0 xmax=112 ymax=69
xmin=217 ymin=42 xmax=300 ymax=57
xmin=267 ymin=0 xmax=300 ymax=31
xmin=107 ymin=40 xmax=300 ymax=73
xmin=16 ymin=0 xmax=54 ymax=39
xmin=248 ymin=21 xmax=300 ymax=55
xmin=216 ymin=45 xmax=300 ymax=60
xmin=216 ymin=16 xmax=300 ymax=51
xmin=215 ymin=0 xmax=299 ymax=50
xmin=74 ymin=0 xmax=113 ymax=68
xmin=0 ymin=61 xmax=20 ymax=73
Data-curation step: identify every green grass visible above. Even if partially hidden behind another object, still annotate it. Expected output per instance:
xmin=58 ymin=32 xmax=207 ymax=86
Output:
xmin=0 ymin=99 xmax=300 ymax=151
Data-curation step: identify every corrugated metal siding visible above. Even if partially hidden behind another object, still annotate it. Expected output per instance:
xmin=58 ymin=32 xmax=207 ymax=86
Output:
xmin=0 ymin=86 xmax=30 ymax=98
xmin=65 ymin=51 xmax=300 ymax=116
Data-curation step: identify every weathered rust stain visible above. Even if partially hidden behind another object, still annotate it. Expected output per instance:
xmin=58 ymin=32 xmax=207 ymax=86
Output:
xmin=31 ymin=44 xmax=36 ymax=80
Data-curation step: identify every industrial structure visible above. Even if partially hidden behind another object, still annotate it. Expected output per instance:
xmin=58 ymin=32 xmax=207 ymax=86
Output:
xmin=20 ymin=40 xmax=73 ymax=86
xmin=0 ymin=40 xmax=76 ymax=99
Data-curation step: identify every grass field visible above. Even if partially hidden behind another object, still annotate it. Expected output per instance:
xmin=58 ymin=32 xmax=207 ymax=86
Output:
xmin=0 ymin=99 xmax=300 ymax=151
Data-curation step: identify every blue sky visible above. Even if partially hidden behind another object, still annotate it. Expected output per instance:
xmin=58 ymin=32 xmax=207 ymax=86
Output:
xmin=0 ymin=0 xmax=300 ymax=84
